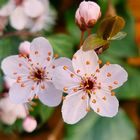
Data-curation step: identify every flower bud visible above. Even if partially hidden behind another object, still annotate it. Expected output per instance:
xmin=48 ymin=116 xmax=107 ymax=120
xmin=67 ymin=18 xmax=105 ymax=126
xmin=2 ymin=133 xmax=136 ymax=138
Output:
xmin=23 ymin=116 xmax=37 ymax=133
xmin=75 ymin=1 xmax=101 ymax=31
xmin=19 ymin=41 xmax=30 ymax=55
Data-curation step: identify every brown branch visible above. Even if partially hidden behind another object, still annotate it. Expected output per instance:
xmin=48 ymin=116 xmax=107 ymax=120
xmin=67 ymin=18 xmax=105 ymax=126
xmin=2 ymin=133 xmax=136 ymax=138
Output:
xmin=47 ymin=119 xmax=64 ymax=140
xmin=0 ymin=30 xmax=41 ymax=39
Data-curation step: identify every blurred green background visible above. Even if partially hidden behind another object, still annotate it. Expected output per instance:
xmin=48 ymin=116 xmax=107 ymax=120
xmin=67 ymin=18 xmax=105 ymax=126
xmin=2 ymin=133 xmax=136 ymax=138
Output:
xmin=0 ymin=0 xmax=140 ymax=140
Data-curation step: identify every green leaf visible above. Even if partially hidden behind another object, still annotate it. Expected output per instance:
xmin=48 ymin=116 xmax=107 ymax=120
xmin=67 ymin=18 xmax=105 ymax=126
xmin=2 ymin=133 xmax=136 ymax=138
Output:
xmin=39 ymin=104 xmax=54 ymax=123
xmin=0 ymin=0 xmax=8 ymax=5
xmin=82 ymin=34 xmax=108 ymax=51
xmin=110 ymin=32 xmax=127 ymax=40
xmin=48 ymin=34 xmax=75 ymax=58
xmin=65 ymin=8 xmax=81 ymax=45
xmin=97 ymin=16 xmax=125 ymax=40
xmin=64 ymin=109 xmax=136 ymax=140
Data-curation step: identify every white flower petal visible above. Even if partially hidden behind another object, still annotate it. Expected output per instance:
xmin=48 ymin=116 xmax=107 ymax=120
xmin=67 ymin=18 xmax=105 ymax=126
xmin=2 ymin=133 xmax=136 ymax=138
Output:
xmin=50 ymin=57 xmax=74 ymax=74
xmin=1 ymin=112 xmax=17 ymax=125
xmin=0 ymin=0 xmax=15 ymax=16
xmin=72 ymin=48 xmax=99 ymax=76
xmin=52 ymin=57 xmax=73 ymax=69
xmin=52 ymin=66 xmax=80 ymax=93
xmin=4 ymin=76 xmax=15 ymax=89
xmin=30 ymin=15 xmax=45 ymax=32
xmin=0 ymin=96 xmax=27 ymax=125
xmin=14 ymin=104 xmax=27 ymax=118
xmin=10 ymin=6 xmax=28 ymax=30
xmin=97 ymin=64 xmax=128 ymax=90
xmin=9 ymin=81 xmax=34 ymax=104
xmin=23 ymin=0 xmax=44 ymax=18
xmin=62 ymin=92 xmax=88 ymax=124
xmin=38 ymin=82 xmax=62 ymax=107
xmin=90 ymin=89 xmax=119 ymax=117
xmin=1 ymin=55 xmax=29 ymax=79
xmin=30 ymin=37 xmax=53 ymax=67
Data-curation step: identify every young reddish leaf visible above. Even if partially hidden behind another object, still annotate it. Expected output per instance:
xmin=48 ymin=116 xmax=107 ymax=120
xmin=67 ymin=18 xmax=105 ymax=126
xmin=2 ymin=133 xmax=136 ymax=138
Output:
xmin=82 ymin=34 xmax=108 ymax=51
xmin=97 ymin=16 xmax=125 ymax=40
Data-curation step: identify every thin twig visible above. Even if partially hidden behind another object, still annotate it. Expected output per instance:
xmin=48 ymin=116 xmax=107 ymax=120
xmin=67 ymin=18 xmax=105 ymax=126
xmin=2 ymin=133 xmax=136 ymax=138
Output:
xmin=0 ymin=30 xmax=41 ymax=38
xmin=79 ymin=31 xmax=85 ymax=48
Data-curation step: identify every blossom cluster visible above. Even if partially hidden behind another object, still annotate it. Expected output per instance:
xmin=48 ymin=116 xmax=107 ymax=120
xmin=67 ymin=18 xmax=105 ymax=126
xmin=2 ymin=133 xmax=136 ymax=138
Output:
xmin=0 ymin=1 xmax=128 ymax=126
xmin=0 ymin=0 xmax=56 ymax=33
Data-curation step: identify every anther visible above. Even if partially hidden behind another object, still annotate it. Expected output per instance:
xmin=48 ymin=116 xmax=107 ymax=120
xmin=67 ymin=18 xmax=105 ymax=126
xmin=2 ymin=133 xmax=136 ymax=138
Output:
xmin=107 ymin=73 xmax=111 ymax=77
xmin=63 ymin=66 xmax=68 ymax=70
xmin=63 ymin=87 xmax=68 ymax=92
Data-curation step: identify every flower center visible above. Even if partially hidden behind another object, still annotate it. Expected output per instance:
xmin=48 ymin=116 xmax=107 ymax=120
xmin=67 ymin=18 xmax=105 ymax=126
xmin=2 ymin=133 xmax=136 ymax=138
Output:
xmin=34 ymin=69 xmax=44 ymax=80
xmin=30 ymin=68 xmax=45 ymax=83
xmin=80 ymin=77 xmax=97 ymax=94
xmin=84 ymin=79 xmax=94 ymax=90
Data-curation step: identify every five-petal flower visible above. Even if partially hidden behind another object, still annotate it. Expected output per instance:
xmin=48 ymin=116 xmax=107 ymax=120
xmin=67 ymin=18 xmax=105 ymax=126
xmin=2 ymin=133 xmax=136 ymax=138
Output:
xmin=53 ymin=48 xmax=128 ymax=124
xmin=1 ymin=37 xmax=71 ymax=106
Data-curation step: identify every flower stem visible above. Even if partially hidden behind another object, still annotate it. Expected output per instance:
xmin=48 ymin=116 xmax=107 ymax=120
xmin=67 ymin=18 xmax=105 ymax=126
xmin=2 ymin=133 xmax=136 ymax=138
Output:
xmin=79 ymin=31 xmax=85 ymax=48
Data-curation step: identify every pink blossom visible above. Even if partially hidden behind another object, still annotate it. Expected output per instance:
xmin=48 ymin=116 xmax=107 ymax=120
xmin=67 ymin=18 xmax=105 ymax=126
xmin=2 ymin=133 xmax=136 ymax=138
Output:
xmin=1 ymin=37 xmax=71 ymax=106
xmin=23 ymin=116 xmax=37 ymax=132
xmin=0 ymin=0 xmax=56 ymax=32
xmin=75 ymin=1 xmax=101 ymax=30
xmin=19 ymin=41 xmax=30 ymax=55
xmin=53 ymin=48 xmax=128 ymax=124
xmin=0 ymin=95 xmax=27 ymax=125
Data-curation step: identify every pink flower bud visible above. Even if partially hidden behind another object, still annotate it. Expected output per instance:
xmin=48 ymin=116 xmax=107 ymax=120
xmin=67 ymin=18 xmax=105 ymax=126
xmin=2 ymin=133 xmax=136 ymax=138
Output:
xmin=23 ymin=116 xmax=37 ymax=133
xmin=75 ymin=1 xmax=101 ymax=30
xmin=19 ymin=41 xmax=30 ymax=55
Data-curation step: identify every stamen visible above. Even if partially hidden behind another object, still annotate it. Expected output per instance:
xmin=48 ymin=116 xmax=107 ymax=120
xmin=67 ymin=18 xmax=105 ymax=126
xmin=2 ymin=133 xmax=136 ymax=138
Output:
xmin=70 ymin=73 xmax=74 ymax=78
xmin=114 ymin=81 xmax=118 ymax=85
xmin=21 ymin=83 xmax=25 ymax=87
xmin=86 ymin=107 xmax=91 ymax=112
xmin=108 ymin=86 xmax=113 ymax=90
xmin=81 ymin=95 xmax=86 ymax=100
xmin=97 ymin=108 xmax=100 ymax=113
xmin=47 ymin=57 xmax=50 ymax=61
xmin=13 ymin=72 xmax=17 ymax=75
xmin=63 ymin=87 xmax=68 ymax=92
xmin=86 ymin=61 xmax=90 ymax=65
xmin=96 ymin=69 xmax=100 ymax=73
xmin=54 ymin=54 xmax=59 ymax=58
xmin=73 ymin=88 xmax=78 ymax=92
xmin=48 ymin=52 xmax=51 ymax=56
xmin=63 ymin=66 xmax=68 ymax=70
xmin=107 ymin=73 xmax=111 ymax=77
xmin=18 ymin=63 xmax=22 ymax=67
xmin=52 ymin=65 xmax=55 ymax=69
xmin=98 ymin=60 xmax=102 ymax=64
xmin=41 ymin=84 xmax=45 ymax=90
xmin=31 ymin=86 xmax=35 ymax=90
xmin=77 ymin=69 xmax=80 ymax=73
xmin=102 ymin=96 xmax=106 ymax=101
xmin=111 ymin=91 xmax=115 ymax=96
xmin=35 ymin=51 xmax=38 ymax=55
xmin=106 ymin=61 xmax=110 ymax=65
xmin=92 ymin=99 xmax=96 ymax=103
